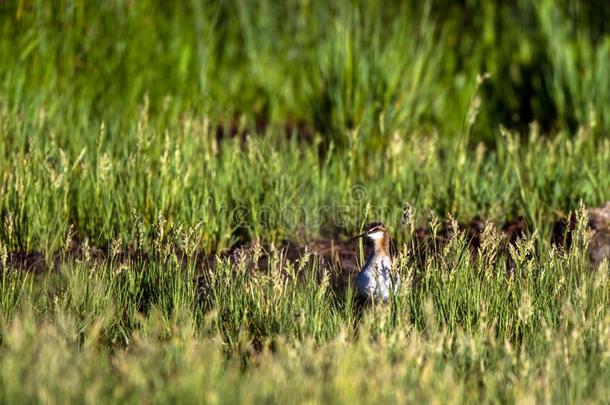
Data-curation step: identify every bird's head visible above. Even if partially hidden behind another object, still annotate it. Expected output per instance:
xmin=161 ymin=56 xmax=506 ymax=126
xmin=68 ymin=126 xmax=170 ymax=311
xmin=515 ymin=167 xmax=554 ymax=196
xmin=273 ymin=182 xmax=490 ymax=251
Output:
xmin=349 ymin=222 xmax=388 ymax=242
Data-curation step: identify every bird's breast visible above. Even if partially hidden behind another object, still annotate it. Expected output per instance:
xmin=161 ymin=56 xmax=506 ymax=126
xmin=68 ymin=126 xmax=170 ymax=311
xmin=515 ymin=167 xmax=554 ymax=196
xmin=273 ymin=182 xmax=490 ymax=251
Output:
xmin=362 ymin=254 xmax=392 ymax=275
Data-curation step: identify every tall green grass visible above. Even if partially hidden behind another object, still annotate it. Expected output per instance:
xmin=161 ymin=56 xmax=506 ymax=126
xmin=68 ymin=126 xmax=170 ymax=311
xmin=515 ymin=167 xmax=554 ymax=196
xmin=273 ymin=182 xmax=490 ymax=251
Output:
xmin=0 ymin=108 xmax=608 ymax=254
xmin=0 ymin=208 xmax=609 ymax=402
xmin=1 ymin=0 xmax=610 ymax=402
xmin=2 ymin=1 xmax=610 ymax=143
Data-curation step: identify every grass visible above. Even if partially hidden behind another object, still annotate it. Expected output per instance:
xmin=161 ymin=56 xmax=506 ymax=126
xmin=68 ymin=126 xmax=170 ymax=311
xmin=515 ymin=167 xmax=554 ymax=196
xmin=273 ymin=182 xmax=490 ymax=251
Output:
xmin=1 ymin=0 xmax=610 ymax=403
xmin=1 ymin=109 xmax=607 ymax=253
xmin=1 ymin=210 xmax=610 ymax=403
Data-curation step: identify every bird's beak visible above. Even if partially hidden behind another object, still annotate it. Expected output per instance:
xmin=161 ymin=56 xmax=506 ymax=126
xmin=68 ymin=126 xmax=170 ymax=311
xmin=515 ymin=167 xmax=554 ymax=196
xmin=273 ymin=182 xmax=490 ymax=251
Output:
xmin=348 ymin=231 xmax=367 ymax=242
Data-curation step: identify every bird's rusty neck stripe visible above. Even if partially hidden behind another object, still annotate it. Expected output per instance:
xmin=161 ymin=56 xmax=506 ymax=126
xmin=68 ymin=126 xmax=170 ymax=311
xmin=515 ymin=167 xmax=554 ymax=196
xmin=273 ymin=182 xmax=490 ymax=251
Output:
xmin=373 ymin=233 xmax=391 ymax=257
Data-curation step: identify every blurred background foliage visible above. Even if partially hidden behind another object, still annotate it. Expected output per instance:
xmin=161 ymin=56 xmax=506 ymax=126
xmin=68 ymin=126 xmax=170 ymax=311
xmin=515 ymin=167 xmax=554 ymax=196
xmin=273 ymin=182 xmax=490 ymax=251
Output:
xmin=1 ymin=0 xmax=609 ymax=147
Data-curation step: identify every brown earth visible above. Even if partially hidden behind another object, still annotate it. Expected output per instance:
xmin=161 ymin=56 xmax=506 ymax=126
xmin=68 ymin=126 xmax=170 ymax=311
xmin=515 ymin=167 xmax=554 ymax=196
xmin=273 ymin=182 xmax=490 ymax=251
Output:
xmin=588 ymin=202 xmax=610 ymax=267
xmin=2 ymin=203 xmax=609 ymax=280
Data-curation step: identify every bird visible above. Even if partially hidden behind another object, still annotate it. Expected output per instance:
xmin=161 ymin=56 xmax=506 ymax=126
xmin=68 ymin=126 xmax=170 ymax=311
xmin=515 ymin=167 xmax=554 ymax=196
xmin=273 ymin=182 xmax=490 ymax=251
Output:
xmin=349 ymin=222 xmax=399 ymax=302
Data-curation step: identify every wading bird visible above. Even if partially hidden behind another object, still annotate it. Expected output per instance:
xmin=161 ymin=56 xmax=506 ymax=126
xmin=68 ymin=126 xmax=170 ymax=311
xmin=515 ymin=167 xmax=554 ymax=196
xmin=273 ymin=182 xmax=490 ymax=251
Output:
xmin=350 ymin=222 xmax=399 ymax=302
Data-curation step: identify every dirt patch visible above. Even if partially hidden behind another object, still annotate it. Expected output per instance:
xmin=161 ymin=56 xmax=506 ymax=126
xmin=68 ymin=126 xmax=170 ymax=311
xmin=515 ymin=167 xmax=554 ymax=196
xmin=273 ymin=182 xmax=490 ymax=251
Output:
xmin=2 ymin=204 xmax=609 ymax=278
xmin=550 ymin=203 xmax=610 ymax=266
xmin=4 ymin=251 xmax=48 ymax=275
xmin=587 ymin=202 xmax=610 ymax=266
xmin=215 ymin=119 xmax=316 ymax=144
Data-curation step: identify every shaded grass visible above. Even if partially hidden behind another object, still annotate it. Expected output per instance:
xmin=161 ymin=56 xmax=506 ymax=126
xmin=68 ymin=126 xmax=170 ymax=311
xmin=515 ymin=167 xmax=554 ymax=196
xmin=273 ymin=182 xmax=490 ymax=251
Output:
xmin=2 ymin=1 xmax=610 ymax=141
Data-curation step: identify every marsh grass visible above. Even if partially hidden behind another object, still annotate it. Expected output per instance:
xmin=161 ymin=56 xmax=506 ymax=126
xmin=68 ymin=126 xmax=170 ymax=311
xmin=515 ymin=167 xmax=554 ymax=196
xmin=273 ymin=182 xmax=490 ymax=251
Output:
xmin=0 ymin=86 xmax=608 ymax=403
xmin=0 ymin=206 xmax=609 ymax=403
xmin=1 ymin=106 xmax=608 ymax=253
xmin=3 ymin=1 xmax=610 ymax=141
xmin=1 ymin=0 xmax=610 ymax=402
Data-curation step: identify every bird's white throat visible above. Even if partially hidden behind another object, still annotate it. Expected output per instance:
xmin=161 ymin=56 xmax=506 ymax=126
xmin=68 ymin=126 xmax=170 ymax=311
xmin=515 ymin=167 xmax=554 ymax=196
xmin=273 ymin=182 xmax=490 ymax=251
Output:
xmin=367 ymin=231 xmax=384 ymax=241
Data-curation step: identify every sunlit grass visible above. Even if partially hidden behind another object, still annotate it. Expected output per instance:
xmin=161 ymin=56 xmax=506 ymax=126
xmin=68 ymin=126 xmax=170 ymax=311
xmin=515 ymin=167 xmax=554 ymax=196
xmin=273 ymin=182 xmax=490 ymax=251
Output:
xmin=1 ymin=0 xmax=610 ymax=402
xmin=0 ymin=208 xmax=609 ymax=403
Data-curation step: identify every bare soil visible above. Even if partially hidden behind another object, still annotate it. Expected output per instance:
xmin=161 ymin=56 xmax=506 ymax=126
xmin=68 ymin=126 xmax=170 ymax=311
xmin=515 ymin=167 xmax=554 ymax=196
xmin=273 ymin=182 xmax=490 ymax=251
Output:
xmin=2 ymin=203 xmax=609 ymax=281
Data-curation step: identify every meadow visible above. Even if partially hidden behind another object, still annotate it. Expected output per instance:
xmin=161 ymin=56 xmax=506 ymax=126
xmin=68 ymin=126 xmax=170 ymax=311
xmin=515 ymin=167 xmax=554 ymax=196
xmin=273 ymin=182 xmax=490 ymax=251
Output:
xmin=1 ymin=1 xmax=610 ymax=403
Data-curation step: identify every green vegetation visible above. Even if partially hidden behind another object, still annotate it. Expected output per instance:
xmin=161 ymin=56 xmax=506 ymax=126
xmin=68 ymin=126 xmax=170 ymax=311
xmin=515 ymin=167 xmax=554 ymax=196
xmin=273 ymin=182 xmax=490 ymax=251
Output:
xmin=1 ymin=0 xmax=610 ymax=403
